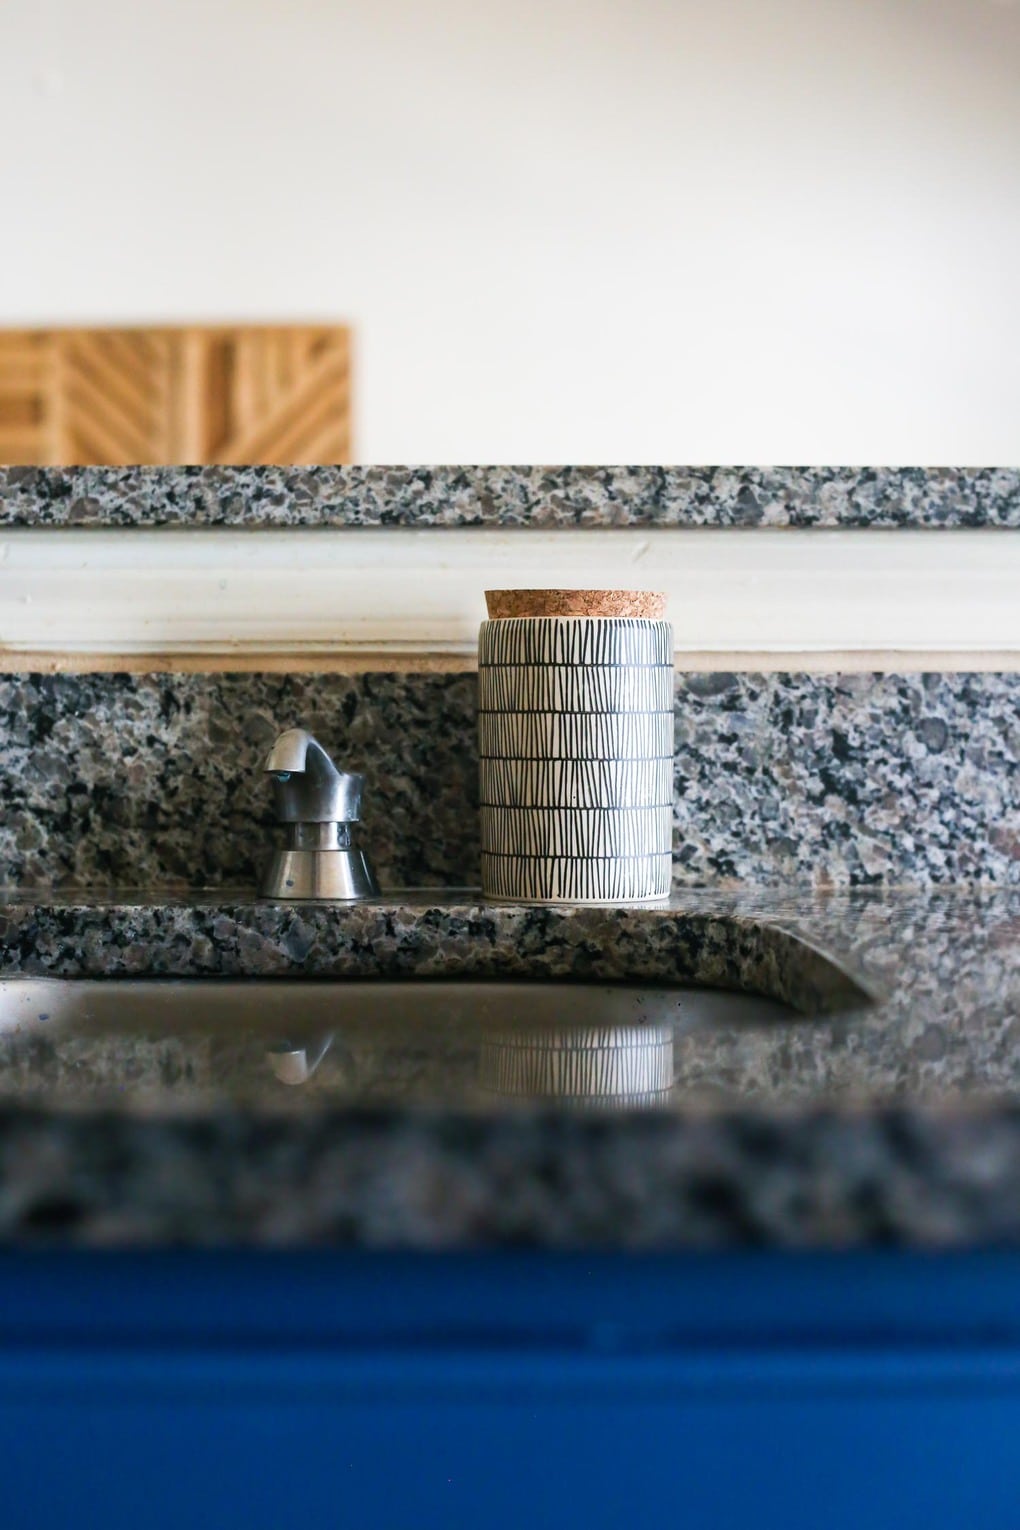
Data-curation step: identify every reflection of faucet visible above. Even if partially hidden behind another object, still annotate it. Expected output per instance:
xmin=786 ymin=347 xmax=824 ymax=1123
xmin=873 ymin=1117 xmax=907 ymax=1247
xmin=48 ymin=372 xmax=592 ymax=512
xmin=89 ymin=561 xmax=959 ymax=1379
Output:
xmin=479 ymin=1025 xmax=674 ymax=1109
xmin=265 ymin=1033 xmax=335 ymax=1085
xmin=259 ymin=728 xmax=379 ymax=901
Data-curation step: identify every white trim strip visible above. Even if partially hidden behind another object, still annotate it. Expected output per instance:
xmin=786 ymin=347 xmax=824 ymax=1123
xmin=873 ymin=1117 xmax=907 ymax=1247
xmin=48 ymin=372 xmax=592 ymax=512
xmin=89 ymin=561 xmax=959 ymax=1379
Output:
xmin=0 ymin=651 xmax=1017 ymax=675
xmin=0 ymin=527 xmax=1017 ymax=658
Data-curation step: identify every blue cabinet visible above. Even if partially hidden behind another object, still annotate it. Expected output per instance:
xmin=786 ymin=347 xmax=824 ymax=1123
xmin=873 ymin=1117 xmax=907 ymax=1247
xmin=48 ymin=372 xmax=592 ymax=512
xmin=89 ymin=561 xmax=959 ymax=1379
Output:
xmin=2 ymin=1252 xmax=1019 ymax=1528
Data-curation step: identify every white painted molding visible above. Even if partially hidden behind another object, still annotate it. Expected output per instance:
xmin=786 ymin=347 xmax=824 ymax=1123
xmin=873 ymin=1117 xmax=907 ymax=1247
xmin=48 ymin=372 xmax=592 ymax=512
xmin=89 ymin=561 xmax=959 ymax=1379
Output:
xmin=0 ymin=528 xmax=1017 ymax=661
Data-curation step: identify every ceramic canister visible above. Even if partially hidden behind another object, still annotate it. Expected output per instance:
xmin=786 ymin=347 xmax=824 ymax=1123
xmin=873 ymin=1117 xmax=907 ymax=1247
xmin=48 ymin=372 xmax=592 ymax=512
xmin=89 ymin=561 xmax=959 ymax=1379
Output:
xmin=478 ymin=590 xmax=675 ymax=904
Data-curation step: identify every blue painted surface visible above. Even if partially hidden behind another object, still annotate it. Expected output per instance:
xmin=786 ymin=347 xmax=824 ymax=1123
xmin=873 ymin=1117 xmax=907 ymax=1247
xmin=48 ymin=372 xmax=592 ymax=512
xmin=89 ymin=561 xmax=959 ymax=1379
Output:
xmin=1 ymin=1252 xmax=1019 ymax=1528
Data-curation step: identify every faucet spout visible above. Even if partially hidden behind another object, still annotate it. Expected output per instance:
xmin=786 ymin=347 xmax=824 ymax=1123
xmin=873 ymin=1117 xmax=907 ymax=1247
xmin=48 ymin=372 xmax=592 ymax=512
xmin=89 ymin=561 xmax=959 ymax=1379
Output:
xmin=262 ymin=728 xmax=364 ymax=824
xmin=264 ymin=726 xmax=323 ymax=775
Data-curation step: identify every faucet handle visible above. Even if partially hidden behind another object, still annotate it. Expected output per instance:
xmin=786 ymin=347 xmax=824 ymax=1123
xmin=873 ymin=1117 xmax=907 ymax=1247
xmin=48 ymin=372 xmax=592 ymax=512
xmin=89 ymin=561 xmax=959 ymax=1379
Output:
xmin=263 ymin=728 xmax=364 ymax=824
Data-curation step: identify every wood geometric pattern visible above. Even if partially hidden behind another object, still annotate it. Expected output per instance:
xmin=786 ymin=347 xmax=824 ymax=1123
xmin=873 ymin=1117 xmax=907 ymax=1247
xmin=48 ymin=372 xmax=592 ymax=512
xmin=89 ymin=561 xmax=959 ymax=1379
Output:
xmin=0 ymin=326 xmax=351 ymax=465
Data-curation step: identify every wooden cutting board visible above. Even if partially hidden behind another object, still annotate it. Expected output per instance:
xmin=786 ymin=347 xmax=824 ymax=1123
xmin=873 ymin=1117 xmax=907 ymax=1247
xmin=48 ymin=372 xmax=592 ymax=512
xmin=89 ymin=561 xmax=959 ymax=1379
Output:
xmin=0 ymin=324 xmax=351 ymax=465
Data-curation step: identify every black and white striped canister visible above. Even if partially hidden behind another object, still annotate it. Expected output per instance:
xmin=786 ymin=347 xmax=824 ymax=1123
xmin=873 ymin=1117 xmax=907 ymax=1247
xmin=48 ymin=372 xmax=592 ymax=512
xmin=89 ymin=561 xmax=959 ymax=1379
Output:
xmin=478 ymin=600 xmax=674 ymax=904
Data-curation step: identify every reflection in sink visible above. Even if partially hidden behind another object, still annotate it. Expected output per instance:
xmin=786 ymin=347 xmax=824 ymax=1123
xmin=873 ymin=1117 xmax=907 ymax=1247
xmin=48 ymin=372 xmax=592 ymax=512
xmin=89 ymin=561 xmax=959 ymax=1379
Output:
xmin=266 ymin=1033 xmax=337 ymax=1085
xmin=478 ymin=1026 xmax=675 ymax=1107
xmin=263 ymin=1022 xmax=677 ymax=1107
xmin=0 ymin=978 xmax=862 ymax=1112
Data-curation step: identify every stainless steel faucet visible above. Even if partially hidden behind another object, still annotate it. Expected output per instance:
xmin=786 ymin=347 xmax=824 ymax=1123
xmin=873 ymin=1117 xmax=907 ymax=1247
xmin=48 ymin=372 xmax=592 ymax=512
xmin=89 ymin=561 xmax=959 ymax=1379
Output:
xmin=259 ymin=727 xmax=379 ymax=901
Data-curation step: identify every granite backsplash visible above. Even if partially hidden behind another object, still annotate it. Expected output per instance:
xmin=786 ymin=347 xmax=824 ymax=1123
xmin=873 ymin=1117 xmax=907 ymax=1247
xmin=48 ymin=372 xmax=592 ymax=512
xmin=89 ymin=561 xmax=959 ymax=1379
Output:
xmin=1 ymin=669 xmax=1015 ymax=891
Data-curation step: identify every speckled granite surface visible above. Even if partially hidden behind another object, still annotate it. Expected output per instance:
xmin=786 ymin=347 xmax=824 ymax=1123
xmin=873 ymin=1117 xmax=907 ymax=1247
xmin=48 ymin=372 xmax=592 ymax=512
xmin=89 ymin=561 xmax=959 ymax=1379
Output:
xmin=0 ymin=671 xmax=479 ymax=891
xmin=0 ymin=887 xmax=1017 ymax=1248
xmin=1 ymin=671 xmax=1015 ymax=891
xmin=673 ymin=671 xmax=1018 ymax=886
xmin=2 ymin=465 xmax=1018 ymax=527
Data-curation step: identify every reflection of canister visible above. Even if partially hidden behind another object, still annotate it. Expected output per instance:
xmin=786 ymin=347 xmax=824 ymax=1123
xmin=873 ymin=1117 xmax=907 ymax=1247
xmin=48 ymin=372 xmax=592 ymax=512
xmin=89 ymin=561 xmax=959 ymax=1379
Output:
xmin=479 ymin=1025 xmax=675 ymax=1109
xmin=478 ymin=590 xmax=674 ymax=904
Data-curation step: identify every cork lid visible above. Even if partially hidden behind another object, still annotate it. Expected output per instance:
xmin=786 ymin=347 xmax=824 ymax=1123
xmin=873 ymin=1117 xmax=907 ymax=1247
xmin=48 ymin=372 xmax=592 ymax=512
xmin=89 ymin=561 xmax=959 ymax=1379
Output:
xmin=485 ymin=589 xmax=666 ymax=620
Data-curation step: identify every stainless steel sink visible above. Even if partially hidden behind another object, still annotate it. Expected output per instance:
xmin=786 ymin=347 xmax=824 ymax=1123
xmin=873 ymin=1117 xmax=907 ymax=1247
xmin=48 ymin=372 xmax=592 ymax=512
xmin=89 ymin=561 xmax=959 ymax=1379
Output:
xmin=0 ymin=978 xmax=861 ymax=1112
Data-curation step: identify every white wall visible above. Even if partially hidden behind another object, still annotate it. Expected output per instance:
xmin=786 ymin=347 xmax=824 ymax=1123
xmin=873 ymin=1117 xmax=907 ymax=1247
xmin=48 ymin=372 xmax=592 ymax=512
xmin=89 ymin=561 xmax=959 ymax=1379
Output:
xmin=2 ymin=0 xmax=1019 ymax=464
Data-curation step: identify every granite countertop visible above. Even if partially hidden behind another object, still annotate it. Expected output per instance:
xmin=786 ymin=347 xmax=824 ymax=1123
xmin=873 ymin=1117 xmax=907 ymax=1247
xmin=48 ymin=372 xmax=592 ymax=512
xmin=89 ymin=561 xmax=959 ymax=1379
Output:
xmin=0 ymin=885 xmax=1017 ymax=1249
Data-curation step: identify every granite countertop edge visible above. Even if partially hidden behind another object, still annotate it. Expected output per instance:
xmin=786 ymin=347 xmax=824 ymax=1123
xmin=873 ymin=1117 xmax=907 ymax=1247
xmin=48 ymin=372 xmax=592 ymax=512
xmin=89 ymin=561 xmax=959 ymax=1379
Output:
xmin=2 ymin=465 xmax=1019 ymax=527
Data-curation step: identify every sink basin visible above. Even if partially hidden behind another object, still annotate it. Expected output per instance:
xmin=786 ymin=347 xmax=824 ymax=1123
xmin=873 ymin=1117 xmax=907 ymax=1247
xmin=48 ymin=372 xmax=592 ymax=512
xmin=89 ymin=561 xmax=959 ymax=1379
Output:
xmin=0 ymin=975 xmax=869 ymax=1112
xmin=0 ymin=977 xmax=794 ymax=1033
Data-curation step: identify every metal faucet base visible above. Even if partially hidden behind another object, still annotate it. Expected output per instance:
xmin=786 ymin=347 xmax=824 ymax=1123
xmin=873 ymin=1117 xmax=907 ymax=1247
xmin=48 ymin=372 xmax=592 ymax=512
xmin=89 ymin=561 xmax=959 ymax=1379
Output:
xmin=259 ymin=848 xmax=380 ymax=902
